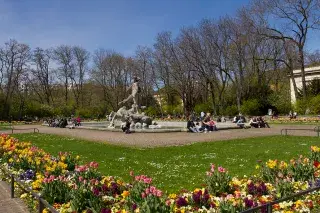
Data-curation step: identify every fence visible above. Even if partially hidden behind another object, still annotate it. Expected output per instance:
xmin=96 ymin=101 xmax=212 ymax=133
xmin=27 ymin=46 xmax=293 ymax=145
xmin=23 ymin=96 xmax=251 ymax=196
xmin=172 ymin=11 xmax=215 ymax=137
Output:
xmin=281 ymin=126 xmax=320 ymax=137
xmin=0 ymin=167 xmax=58 ymax=213
xmin=240 ymin=185 xmax=320 ymax=213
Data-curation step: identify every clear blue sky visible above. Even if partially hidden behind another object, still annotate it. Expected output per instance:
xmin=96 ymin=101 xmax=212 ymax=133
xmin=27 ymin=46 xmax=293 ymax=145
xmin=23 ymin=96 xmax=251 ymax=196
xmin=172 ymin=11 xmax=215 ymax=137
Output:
xmin=0 ymin=0 xmax=318 ymax=56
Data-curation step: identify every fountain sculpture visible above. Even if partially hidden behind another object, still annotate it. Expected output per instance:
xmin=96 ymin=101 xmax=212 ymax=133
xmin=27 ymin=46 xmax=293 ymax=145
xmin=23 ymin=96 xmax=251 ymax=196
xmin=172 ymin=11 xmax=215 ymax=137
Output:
xmin=108 ymin=76 xmax=152 ymax=129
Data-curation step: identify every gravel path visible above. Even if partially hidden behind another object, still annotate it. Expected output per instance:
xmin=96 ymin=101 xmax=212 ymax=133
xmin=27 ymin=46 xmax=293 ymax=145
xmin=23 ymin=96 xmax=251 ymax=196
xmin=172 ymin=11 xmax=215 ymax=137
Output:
xmin=4 ymin=124 xmax=319 ymax=148
xmin=0 ymin=181 xmax=29 ymax=213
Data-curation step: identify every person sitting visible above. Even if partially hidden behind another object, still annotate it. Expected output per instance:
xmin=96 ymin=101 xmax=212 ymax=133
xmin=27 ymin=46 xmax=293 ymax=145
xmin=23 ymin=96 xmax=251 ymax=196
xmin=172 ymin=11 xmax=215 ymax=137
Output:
xmin=195 ymin=122 xmax=204 ymax=132
xmin=293 ymin=111 xmax=297 ymax=119
xmin=121 ymin=120 xmax=131 ymax=134
xmin=249 ymin=117 xmax=259 ymax=128
xmin=205 ymin=118 xmax=218 ymax=132
xmin=75 ymin=116 xmax=81 ymax=126
xmin=289 ymin=111 xmax=293 ymax=119
xmin=221 ymin=116 xmax=226 ymax=122
xmin=233 ymin=116 xmax=238 ymax=123
xmin=257 ymin=116 xmax=270 ymax=128
xmin=236 ymin=117 xmax=246 ymax=129
xmin=187 ymin=116 xmax=198 ymax=133
xmin=240 ymin=115 xmax=246 ymax=123
xmin=61 ymin=118 xmax=68 ymax=128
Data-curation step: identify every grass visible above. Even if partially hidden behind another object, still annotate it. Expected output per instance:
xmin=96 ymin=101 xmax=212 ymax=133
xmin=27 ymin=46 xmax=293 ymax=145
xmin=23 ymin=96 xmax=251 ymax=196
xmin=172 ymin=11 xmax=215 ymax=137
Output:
xmin=13 ymin=133 xmax=320 ymax=193
xmin=0 ymin=123 xmax=12 ymax=130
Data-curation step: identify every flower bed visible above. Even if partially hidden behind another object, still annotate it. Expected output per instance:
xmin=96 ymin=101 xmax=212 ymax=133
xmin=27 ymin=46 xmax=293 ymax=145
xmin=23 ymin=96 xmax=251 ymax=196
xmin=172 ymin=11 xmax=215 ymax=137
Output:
xmin=1 ymin=134 xmax=320 ymax=213
xmin=270 ymin=117 xmax=320 ymax=124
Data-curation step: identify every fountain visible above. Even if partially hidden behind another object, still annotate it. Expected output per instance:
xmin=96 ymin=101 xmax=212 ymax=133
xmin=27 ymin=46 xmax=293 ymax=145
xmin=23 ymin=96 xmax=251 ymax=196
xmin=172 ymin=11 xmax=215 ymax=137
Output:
xmin=107 ymin=76 xmax=154 ymax=130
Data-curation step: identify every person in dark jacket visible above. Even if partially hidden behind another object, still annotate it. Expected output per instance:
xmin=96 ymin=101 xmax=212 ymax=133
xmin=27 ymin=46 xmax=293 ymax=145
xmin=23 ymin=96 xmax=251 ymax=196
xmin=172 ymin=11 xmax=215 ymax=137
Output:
xmin=121 ymin=120 xmax=131 ymax=134
xmin=187 ymin=116 xmax=198 ymax=132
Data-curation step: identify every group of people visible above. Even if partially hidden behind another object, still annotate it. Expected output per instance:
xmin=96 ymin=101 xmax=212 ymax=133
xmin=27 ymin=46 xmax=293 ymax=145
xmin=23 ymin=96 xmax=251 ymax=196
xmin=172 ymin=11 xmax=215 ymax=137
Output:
xmin=233 ymin=115 xmax=247 ymax=129
xmin=187 ymin=112 xmax=271 ymax=131
xmin=47 ymin=118 xmax=68 ymax=128
xmin=187 ymin=114 xmax=218 ymax=133
xmin=47 ymin=117 xmax=81 ymax=128
xmin=249 ymin=116 xmax=270 ymax=128
xmin=289 ymin=111 xmax=297 ymax=119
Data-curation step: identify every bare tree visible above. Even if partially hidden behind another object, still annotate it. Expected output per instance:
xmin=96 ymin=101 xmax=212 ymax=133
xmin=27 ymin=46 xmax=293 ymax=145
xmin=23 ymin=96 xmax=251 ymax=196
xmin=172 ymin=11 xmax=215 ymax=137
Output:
xmin=252 ymin=0 xmax=320 ymax=100
xmin=70 ymin=46 xmax=90 ymax=107
xmin=91 ymin=49 xmax=130 ymax=111
xmin=30 ymin=48 xmax=54 ymax=105
xmin=0 ymin=39 xmax=30 ymax=118
xmin=154 ymin=31 xmax=196 ymax=115
xmin=133 ymin=46 xmax=155 ymax=107
xmin=306 ymin=50 xmax=320 ymax=66
xmin=224 ymin=16 xmax=248 ymax=110
xmin=53 ymin=45 xmax=73 ymax=104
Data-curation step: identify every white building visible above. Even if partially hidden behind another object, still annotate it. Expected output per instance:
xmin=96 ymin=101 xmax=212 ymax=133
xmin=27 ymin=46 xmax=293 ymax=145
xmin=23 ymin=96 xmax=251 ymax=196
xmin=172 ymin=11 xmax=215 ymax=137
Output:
xmin=290 ymin=66 xmax=320 ymax=103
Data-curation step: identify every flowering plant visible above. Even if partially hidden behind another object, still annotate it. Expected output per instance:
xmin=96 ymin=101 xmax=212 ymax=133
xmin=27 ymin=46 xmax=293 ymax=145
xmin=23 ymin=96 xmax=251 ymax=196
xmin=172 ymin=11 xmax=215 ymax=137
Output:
xmin=41 ymin=175 xmax=71 ymax=204
xmin=126 ymin=173 xmax=170 ymax=212
xmin=205 ymin=164 xmax=232 ymax=196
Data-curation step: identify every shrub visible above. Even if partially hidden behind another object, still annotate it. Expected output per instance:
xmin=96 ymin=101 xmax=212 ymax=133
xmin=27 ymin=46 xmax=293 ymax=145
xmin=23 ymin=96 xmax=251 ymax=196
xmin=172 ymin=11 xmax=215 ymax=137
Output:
xmin=75 ymin=108 xmax=92 ymax=119
xmin=294 ymin=95 xmax=320 ymax=115
xmin=222 ymin=105 xmax=238 ymax=116
xmin=26 ymin=103 xmax=54 ymax=118
xmin=163 ymin=104 xmax=183 ymax=115
xmin=194 ymin=102 xmax=212 ymax=114
xmin=309 ymin=95 xmax=320 ymax=114
xmin=241 ymin=99 xmax=262 ymax=116
xmin=54 ymin=105 xmax=74 ymax=117
xmin=267 ymin=92 xmax=292 ymax=115
xmin=145 ymin=106 xmax=159 ymax=117
xmin=294 ymin=99 xmax=309 ymax=115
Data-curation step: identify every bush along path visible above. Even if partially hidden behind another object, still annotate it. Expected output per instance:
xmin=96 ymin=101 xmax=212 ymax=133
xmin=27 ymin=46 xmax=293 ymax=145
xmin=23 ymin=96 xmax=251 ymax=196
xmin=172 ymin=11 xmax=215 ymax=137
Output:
xmin=1 ymin=133 xmax=320 ymax=213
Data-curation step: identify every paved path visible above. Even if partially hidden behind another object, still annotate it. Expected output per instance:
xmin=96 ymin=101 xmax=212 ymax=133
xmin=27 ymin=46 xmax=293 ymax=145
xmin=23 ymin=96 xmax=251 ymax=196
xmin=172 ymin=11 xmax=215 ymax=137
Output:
xmin=5 ymin=124 xmax=320 ymax=148
xmin=0 ymin=181 xmax=29 ymax=213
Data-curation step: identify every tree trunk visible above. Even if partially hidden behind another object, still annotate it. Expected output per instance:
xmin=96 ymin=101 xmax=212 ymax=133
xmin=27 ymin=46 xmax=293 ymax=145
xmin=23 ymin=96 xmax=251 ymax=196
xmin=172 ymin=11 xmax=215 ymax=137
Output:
xmin=298 ymin=47 xmax=307 ymax=100
xmin=209 ymin=82 xmax=216 ymax=115
xmin=288 ymin=58 xmax=299 ymax=101
xmin=236 ymin=90 xmax=241 ymax=111
xmin=65 ymin=79 xmax=68 ymax=104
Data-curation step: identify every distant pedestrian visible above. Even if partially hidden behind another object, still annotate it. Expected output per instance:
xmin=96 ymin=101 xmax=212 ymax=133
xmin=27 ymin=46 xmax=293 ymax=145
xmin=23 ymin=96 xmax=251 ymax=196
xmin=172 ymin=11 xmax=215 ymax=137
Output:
xmin=200 ymin=111 xmax=205 ymax=121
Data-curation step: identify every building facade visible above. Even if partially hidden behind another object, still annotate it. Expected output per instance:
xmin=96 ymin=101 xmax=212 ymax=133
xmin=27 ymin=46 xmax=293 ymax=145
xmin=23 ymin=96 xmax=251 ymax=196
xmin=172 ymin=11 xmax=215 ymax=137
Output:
xmin=290 ymin=66 xmax=320 ymax=103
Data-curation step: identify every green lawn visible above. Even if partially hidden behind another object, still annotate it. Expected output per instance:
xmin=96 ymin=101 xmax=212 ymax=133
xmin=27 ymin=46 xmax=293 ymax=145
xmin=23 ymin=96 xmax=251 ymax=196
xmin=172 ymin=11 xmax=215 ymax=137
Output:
xmin=0 ymin=123 xmax=12 ymax=130
xmin=13 ymin=133 xmax=320 ymax=193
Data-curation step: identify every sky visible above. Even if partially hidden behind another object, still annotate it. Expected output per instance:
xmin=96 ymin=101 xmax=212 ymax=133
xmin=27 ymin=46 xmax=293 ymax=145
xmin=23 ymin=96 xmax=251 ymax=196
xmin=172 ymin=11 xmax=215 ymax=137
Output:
xmin=0 ymin=0 xmax=319 ymax=56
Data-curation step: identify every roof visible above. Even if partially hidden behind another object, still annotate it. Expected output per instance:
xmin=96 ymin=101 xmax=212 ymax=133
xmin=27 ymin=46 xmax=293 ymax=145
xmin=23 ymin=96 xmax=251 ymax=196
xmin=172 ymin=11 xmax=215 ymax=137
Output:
xmin=292 ymin=66 xmax=320 ymax=77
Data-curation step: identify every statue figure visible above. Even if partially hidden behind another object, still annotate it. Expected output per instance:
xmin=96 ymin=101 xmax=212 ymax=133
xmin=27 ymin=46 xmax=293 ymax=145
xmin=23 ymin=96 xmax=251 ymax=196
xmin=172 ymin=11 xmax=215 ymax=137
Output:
xmin=128 ymin=104 xmax=138 ymax=115
xmin=108 ymin=106 xmax=130 ymax=128
xmin=118 ymin=76 xmax=140 ymax=106
xmin=107 ymin=76 xmax=154 ymax=129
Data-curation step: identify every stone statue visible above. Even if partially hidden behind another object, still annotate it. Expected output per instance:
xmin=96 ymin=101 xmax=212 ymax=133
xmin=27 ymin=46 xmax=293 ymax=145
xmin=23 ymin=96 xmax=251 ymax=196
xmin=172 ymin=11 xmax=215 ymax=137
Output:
xmin=118 ymin=76 xmax=140 ymax=106
xmin=108 ymin=106 xmax=130 ymax=128
xmin=108 ymin=76 xmax=153 ymax=129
